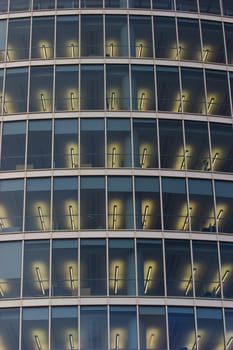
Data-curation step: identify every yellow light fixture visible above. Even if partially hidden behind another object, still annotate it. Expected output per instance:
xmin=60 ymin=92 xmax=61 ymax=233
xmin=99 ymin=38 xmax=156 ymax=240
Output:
xmin=178 ymin=94 xmax=185 ymax=112
xmin=114 ymin=265 xmax=119 ymax=295
xmin=149 ymin=333 xmax=155 ymax=348
xmin=176 ymin=45 xmax=182 ymax=60
xmin=115 ymin=333 xmax=120 ymax=349
xmin=35 ymin=266 xmax=45 ymax=295
xmin=144 ymin=265 xmax=152 ymax=294
xmin=69 ymin=334 xmax=74 ymax=349
xmin=227 ymin=337 xmax=233 ymax=349
xmin=141 ymin=148 xmax=147 ymax=167
xmin=207 ymin=97 xmax=215 ymax=113
xmin=0 ymin=96 xmax=8 ymax=114
xmin=69 ymin=205 xmax=75 ymax=230
xmin=34 ymin=335 xmax=42 ymax=350
xmin=0 ymin=218 xmax=4 ymax=230
xmin=41 ymin=44 xmax=48 ymax=59
xmin=40 ymin=94 xmax=47 ymax=112
xmin=137 ymin=43 xmax=143 ymax=58
xmin=192 ymin=335 xmax=201 ymax=350
xmin=139 ymin=92 xmax=146 ymax=110
xmin=110 ymin=91 xmax=116 ymax=110
xmin=112 ymin=147 xmax=116 ymax=168
xmin=70 ymin=92 xmax=75 ymax=111
xmin=113 ymin=204 xmax=117 ymax=230
xmin=215 ymin=270 xmax=230 ymax=294
xmin=216 ymin=208 xmax=223 ymax=222
xmin=203 ymin=48 xmax=209 ymax=61
xmin=70 ymin=148 xmax=76 ymax=168
xmin=70 ymin=43 xmax=75 ymax=58
xmin=37 ymin=206 xmax=46 ymax=231
xmin=69 ymin=266 xmax=75 ymax=290
xmin=110 ymin=43 xmax=114 ymax=57
xmin=211 ymin=152 xmax=219 ymax=169
xmin=142 ymin=205 xmax=149 ymax=229
xmin=183 ymin=207 xmax=192 ymax=230
xmin=180 ymin=149 xmax=189 ymax=170
xmin=6 ymin=50 xmax=10 ymax=61
xmin=185 ymin=268 xmax=196 ymax=296
xmin=0 ymin=285 xmax=4 ymax=297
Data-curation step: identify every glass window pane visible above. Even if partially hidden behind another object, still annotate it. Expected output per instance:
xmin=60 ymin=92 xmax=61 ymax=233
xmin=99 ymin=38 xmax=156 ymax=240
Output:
xmin=80 ymin=239 xmax=106 ymax=295
xmin=55 ymin=65 xmax=79 ymax=112
xmin=106 ymin=65 xmax=130 ymax=110
xmin=193 ymin=241 xmax=220 ymax=298
xmin=23 ymin=240 xmax=50 ymax=297
xmin=133 ymin=119 xmax=158 ymax=169
xmin=215 ymin=180 xmax=233 ymax=233
xmin=51 ymin=306 xmax=78 ymax=349
xmin=137 ymin=239 xmax=164 ymax=296
xmin=225 ymin=309 xmax=233 ymax=349
xmin=205 ymin=70 xmax=231 ymax=116
xmin=0 ymin=308 xmax=20 ymax=350
xmin=22 ymin=307 xmax=49 ymax=350
xmin=7 ymin=18 xmax=30 ymax=61
xmin=54 ymin=119 xmax=79 ymax=169
xmin=189 ymin=179 xmax=214 ymax=232
xmin=110 ymin=306 xmax=137 ymax=350
xmin=139 ymin=306 xmax=167 ymax=349
xmin=199 ymin=0 xmax=220 ymax=14
xmin=159 ymin=119 xmax=184 ymax=169
xmin=222 ymin=0 xmax=233 ymax=16
xmin=109 ymin=239 xmax=135 ymax=296
xmin=0 ymin=242 xmax=21 ymax=298
xmin=0 ymin=179 xmax=24 ymax=232
xmin=219 ymin=243 xmax=233 ymax=299
xmin=129 ymin=16 xmax=153 ymax=58
xmin=53 ymin=177 xmax=78 ymax=231
xmin=107 ymin=118 xmax=132 ymax=168
xmin=196 ymin=307 xmax=224 ymax=349
xmin=177 ymin=19 xmax=201 ymax=60
xmin=56 ymin=16 xmax=79 ymax=58
xmin=27 ymin=120 xmax=52 ymax=169
xmin=80 ymin=177 xmax=105 ymax=229
xmin=165 ymin=240 xmax=193 ymax=296
xmin=210 ymin=123 xmax=233 ymax=173
xmin=81 ymin=15 xmax=103 ymax=56
xmin=80 ymin=306 xmax=107 ymax=350
xmin=31 ymin=17 xmax=54 ymax=59
xmin=33 ymin=0 xmax=55 ymax=10
xmin=80 ymin=119 xmax=104 ymax=167
xmin=181 ymin=68 xmax=206 ymax=114
xmin=0 ymin=20 xmax=7 ymax=61
xmin=176 ymin=0 xmax=197 ymax=11
xmin=201 ymin=20 xmax=225 ymax=63
xmin=80 ymin=65 xmax=104 ymax=110
xmin=184 ymin=121 xmax=210 ymax=171
xmin=1 ymin=121 xmax=26 ymax=170
xmin=108 ymin=177 xmax=133 ymax=229
xmin=162 ymin=177 xmax=188 ymax=230
xmin=152 ymin=0 xmax=175 ymax=9
xmin=135 ymin=177 xmax=161 ymax=230
xmin=105 ymin=15 xmax=128 ymax=57
xmin=168 ymin=307 xmax=195 ymax=349
xmin=154 ymin=16 xmax=176 ymax=59
xmin=131 ymin=65 xmax=155 ymax=111
xmin=25 ymin=178 xmax=51 ymax=232
xmin=52 ymin=240 xmax=78 ymax=296
xmin=157 ymin=66 xmax=180 ymax=112
xmin=5 ymin=67 xmax=28 ymax=114
xmin=29 ymin=66 xmax=54 ymax=113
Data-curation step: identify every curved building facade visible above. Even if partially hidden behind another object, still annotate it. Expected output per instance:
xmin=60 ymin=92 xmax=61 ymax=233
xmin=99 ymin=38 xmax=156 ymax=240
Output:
xmin=0 ymin=1 xmax=233 ymax=349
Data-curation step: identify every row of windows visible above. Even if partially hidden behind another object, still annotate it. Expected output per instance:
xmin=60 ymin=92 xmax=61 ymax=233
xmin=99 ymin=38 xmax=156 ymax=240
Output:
xmin=1 ymin=238 xmax=233 ymax=300
xmin=0 ymin=65 xmax=232 ymax=116
xmin=0 ymin=15 xmax=232 ymax=64
xmin=0 ymin=176 xmax=232 ymax=233
xmin=1 ymin=118 xmax=233 ymax=173
xmin=1 ymin=0 xmax=232 ymax=16
xmin=1 ymin=305 xmax=233 ymax=350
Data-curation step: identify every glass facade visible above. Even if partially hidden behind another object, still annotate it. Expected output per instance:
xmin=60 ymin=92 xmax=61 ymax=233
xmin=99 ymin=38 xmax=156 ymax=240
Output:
xmin=0 ymin=2 xmax=232 ymax=350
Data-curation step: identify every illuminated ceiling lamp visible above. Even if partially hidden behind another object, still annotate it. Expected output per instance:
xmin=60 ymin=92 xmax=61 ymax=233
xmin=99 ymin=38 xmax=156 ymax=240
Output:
xmin=69 ymin=205 xmax=75 ymax=230
xmin=112 ymin=147 xmax=116 ymax=168
xmin=141 ymin=147 xmax=148 ymax=168
xmin=137 ymin=43 xmax=143 ymax=58
xmin=211 ymin=152 xmax=219 ymax=170
xmin=207 ymin=97 xmax=215 ymax=113
xmin=40 ymin=93 xmax=47 ymax=112
xmin=142 ymin=205 xmax=149 ymax=229
xmin=215 ymin=270 xmax=230 ymax=294
xmin=203 ymin=48 xmax=209 ymax=61
xmin=178 ymin=94 xmax=185 ymax=112
xmin=144 ymin=265 xmax=152 ymax=294
xmin=69 ymin=333 xmax=74 ymax=349
xmin=182 ymin=207 xmax=192 ymax=230
xmin=34 ymin=335 xmax=42 ymax=350
xmin=180 ymin=149 xmax=189 ymax=170
xmin=115 ymin=333 xmax=120 ymax=350
xmin=114 ymin=265 xmax=119 ymax=295
xmin=139 ymin=92 xmax=146 ymax=110
xmin=69 ymin=266 xmax=75 ymax=290
xmin=113 ymin=204 xmax=117 ymax=230
xmin=41 ymin=44 xmax=48 ymax=59
xmin=35 ymin=266 xmax=45 ymax=295
xmin=185 ymin=268 xmax=196 ymax=296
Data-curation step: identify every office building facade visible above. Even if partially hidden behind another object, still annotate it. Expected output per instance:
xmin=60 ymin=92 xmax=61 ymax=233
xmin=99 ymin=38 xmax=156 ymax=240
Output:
xmin=0 ymin=0 xmax=233 ymax=349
